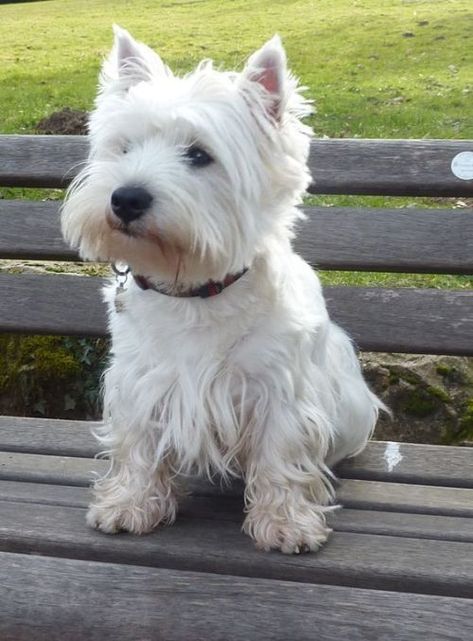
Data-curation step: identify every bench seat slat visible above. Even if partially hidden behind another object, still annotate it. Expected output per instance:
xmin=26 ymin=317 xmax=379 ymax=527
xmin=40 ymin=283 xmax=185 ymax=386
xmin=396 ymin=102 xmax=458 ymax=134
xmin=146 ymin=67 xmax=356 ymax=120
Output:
xmin=0 ymin=450 xmax=106 ymax=486
xmin=2 ymin=449 xmax=473 ymax=517
xmin=1 ymin=273 xmax=472 ymax=354
xmin=1 ymin=499 xmax=473 ymax=598
xmin=1 ymin=477 xmax=473 ymax=533
xmin=3 ymin=551 xmax=472 ymax=641
xmin=2 ymin=480 xmax=473 ymax=543
xmin=0 ymin=416 xmax=100 ymax=458
xmin=2 ymin=135 xmax=473 ymax=197
xmin=2 ymin=199 xmax=473 ymax=274
xmin=1 ymin=480 xmax=473 ymax=545
xmin=337 ymin=440 xmax=473 ymax=487
xmin=336 ymin=478 xmax=473 ymax=517
xmin=1 ymin=417 xmax=472 ymax=487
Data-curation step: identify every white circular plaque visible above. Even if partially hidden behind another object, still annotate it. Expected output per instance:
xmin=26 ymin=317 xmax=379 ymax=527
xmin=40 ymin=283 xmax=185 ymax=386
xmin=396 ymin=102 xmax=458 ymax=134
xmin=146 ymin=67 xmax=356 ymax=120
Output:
xmin=451 ymin=151 xmax=473 ymax=180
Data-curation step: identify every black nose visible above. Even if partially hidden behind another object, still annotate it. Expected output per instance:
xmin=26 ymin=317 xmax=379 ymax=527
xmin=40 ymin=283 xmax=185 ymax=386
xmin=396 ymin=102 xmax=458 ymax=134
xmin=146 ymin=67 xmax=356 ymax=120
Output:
xmin=110 ymin=186 xmax=153 ymax=224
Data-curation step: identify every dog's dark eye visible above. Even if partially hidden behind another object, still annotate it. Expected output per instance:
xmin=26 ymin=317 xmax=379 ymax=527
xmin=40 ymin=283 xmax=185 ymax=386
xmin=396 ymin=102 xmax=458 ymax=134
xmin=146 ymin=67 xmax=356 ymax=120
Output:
xmin=185 ymin=145 xmax=213 ymax=168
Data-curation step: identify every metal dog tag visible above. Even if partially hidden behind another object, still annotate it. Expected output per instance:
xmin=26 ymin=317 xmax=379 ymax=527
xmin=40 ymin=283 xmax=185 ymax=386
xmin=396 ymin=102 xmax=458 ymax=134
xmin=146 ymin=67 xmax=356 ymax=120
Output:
xmin=112 ymin=262 xmax=131 ymax=313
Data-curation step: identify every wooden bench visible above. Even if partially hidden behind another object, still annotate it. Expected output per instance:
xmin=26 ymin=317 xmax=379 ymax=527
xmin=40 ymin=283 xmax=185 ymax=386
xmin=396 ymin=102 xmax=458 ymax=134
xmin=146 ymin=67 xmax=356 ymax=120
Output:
xmin=1 ymin=134 xmax=472 ymax=640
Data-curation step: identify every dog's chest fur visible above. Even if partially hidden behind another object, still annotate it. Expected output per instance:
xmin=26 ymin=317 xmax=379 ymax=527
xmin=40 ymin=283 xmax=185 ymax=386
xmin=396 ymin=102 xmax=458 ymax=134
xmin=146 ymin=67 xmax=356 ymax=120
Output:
xmin=103 ymin=254 xmax=328 ymax=474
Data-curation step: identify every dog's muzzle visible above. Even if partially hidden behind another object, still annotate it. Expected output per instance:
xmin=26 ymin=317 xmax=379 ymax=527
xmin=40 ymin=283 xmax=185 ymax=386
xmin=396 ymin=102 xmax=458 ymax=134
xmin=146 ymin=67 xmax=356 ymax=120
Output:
xmin=110 ymin=186 xmax=153 ymax=225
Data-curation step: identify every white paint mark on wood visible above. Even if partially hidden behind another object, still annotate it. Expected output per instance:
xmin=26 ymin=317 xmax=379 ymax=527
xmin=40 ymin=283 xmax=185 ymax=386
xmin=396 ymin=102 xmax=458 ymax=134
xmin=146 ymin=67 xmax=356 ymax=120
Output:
xmin=384 ymin=442 xmax=403 ymax=472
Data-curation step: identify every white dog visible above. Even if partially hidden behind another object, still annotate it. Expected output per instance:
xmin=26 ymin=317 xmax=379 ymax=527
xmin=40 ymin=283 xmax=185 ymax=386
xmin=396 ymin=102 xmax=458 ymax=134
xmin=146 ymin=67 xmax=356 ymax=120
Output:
xmin=62 ymin=26 xmax=383 ymax=554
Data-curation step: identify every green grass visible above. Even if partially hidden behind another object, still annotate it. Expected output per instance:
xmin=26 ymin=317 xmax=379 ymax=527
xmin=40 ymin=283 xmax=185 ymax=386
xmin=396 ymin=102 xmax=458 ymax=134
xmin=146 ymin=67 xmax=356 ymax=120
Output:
xmin=319 ymin=271 xmax=473 ymax=290
xmin=1 ymin=0 xmax=473 ymax=137
xmin=1 ymin=0 xmax=472 ymax=289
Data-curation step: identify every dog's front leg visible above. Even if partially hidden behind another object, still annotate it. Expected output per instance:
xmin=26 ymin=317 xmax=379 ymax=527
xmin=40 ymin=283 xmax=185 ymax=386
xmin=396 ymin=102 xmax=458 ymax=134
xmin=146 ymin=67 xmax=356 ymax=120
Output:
xmin=242 ymin=404 xmax=334 ymax=554
xmin=86 ymin=427 xmax=178 ymax=535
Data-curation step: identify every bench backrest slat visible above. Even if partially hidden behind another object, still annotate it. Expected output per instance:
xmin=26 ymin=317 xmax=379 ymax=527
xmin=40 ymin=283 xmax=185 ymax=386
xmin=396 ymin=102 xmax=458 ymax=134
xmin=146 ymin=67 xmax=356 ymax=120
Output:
xmin=1 ymin=134 xmax=472 ymax=358
xmin=307 ymin=139 xmax=473 ymax=196
xmin=2 ymin=200 xmax=472 ymax=274
xmin=2 ymin=273 xmax=472 ymax=356
xmin=2 ymin=135 xmax=473 ymax=196
xmin=297 ymin=207 xmax=473 ymax=273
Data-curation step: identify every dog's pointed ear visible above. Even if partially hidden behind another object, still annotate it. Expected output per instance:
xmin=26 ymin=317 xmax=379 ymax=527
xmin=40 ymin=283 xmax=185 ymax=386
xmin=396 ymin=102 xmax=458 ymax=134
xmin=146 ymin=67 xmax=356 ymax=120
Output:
xmin=241 ymin=35 xmax=288 ymax=121
xmin=100 ymin=25 xmax=171 ymax=93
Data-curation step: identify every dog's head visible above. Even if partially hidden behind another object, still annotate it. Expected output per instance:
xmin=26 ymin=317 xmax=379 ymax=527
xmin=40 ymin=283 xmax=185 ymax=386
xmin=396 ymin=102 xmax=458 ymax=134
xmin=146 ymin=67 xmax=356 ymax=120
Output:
xmin=62 ymin=26 xmax=312 ymax=284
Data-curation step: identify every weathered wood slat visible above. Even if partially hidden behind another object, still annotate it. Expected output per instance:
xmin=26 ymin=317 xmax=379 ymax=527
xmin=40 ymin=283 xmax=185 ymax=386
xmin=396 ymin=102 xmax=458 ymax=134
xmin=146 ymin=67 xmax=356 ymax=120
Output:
xmin=337 ymin=440 xmax=473 ymax=487
xmin=0 ymin=479 xmax=89 ymax=507
xmin=0 ymin=272 xmax=108 ymax=337
xmin=2 ymin=199 xmax=473 ymax=274
xmin=329 ymin=508 xmax=473 ymax=543
xmin=337 ymin=478 xmax=473 ymax=517
xmin=1 ymin=480 xmax=472 ymax=542
xmin=0 ymin=135 xmax=86 ymax=188
xmin=1 ymin=499 xmax=473 ymax=597
xmin=0 ymin=416 xmax=100 ymax=458
xmin=307 ymin=138 xmax=473 ymax=196
xmin=297 ymin=206 xmax=473 ymax=273
xmin=2 ymin=448 xmax=473 ymax=519
xmin=2 ymin=449 xmax=473 ymax=517
xmin=0 ymin=200 xmax=77 ymax=261
xmin=324 ymin=286 xmax=473 ymax=355
xmin=3 ymin=552 xmax=472 ymax=641
xmin=1 ymin=273 xmax=472 ymax=354
xmin=0 ymin=451 xmax=107 ymax=486
xmin=2 ymin=417 xmax=472 ymax=487
xmin=2 ymin=135 xmax=473 ymax=196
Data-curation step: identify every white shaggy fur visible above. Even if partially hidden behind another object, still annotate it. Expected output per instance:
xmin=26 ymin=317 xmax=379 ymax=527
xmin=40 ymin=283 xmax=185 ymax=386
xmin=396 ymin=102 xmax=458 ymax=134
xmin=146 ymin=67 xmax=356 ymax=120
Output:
xmin=62 ymin=26 xmax=383 ymax=553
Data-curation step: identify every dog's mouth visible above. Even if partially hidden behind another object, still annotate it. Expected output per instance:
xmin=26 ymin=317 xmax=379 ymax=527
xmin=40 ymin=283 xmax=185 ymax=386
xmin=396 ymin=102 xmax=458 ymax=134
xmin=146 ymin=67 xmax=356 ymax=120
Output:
xmin=106 ymin=211 xmax=145 ymax=239
xmin=105 ymin=210 xmax=183 ymax=259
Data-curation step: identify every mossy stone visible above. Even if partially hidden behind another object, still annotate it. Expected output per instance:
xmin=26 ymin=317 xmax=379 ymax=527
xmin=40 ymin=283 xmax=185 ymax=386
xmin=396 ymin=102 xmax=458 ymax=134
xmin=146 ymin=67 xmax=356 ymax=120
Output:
xmin=458 ymin=398 xmax=473 ymax=440
xmin=0 ymin=334 xmax=108 ymax=418
xmin=402 ymin=387 xmax=441 ymax=417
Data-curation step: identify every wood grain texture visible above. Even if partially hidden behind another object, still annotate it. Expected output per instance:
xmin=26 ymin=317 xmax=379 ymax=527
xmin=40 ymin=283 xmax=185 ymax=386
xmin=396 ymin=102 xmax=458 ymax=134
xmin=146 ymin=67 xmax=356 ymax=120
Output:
xmin=296 ymin=206 xmax=473 ymax=273
xmin=2 ymin=447 xmax=473 ymax=518
xmin=2 ymin=450 xmax=473 ymax=518
xmin=0 ymin=200 xmax=77 ymax=260
xmin=307 ymin=138 xmax=473 ymax=196
xmin=1 ymin=480 xmax=473 ymax=542
xmin=1 ymin=499 xmax=473 ymax=597
xmin=0 ymin=451 xmax=106 ymax=486
xmin=0 ymin=135 xmax=86 ymax=188
xmin=329 ymin=508 xmax=473 ymax=543
xmin=337 ymin=440 xmax=473 ymax=487
xmin=0 ymin=479 xmax=88 ymax=507
xmin=2 ymin=199 xmax=473 ymax=275
xmin=2 ymin=552 xmax=472 ymax=641
xmin=0 ymin=272 xmax=108 ymax=337
xmin=2 ymin=417 xmax=472 ymax=486
xmin=2 ymin=273 xmax=472 ymax=354
xmin=2 ymin=135 xmax=473 ymax=196
xmin=324 ymin=285 xmax=473 ymax=355
xmin=0 ymin=416 xmax=100 ymax=458
xmin=337 ymin=478 xmax=473 ymax=517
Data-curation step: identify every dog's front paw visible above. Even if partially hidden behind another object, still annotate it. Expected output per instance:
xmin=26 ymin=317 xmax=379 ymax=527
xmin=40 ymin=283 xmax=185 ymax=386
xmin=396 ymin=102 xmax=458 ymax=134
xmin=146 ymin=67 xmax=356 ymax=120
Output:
xmin=243 ymin=507 xmax=331 ymax=554
xmin=87 ymin=497 xmax=177 ymax=535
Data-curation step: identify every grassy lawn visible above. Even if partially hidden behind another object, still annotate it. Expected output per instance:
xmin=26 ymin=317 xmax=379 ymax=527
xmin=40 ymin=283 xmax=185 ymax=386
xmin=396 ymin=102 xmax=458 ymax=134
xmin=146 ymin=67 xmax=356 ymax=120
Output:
xmin=1 ymin=0 xmax=473 ymax=136
xmin=0 ymin=0 xmax=472 ymax=289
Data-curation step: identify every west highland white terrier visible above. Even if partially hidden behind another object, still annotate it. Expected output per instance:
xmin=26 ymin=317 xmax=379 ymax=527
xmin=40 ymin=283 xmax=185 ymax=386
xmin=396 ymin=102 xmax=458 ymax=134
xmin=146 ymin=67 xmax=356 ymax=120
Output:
xmin=62 ymin=26 xmax=383 ymax=554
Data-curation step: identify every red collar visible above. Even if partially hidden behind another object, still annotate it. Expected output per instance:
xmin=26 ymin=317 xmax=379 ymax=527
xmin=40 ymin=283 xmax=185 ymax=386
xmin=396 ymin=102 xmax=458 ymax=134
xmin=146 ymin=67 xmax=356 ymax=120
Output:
xmin=133 ymin=268 xmax=248 ymax=298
